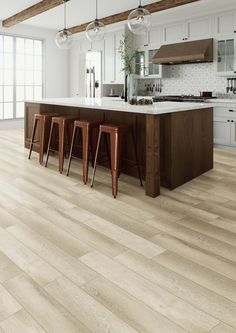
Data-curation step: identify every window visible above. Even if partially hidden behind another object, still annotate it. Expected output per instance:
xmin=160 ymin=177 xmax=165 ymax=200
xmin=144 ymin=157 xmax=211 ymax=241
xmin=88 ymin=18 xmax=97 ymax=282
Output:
xmin=0 ymin=35 xmax=43 ymax=120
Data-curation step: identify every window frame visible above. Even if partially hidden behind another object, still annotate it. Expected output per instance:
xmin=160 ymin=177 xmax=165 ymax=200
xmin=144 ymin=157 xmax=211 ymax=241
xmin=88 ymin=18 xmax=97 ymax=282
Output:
xmin=0 ymin=33 xmax=45 ymax=121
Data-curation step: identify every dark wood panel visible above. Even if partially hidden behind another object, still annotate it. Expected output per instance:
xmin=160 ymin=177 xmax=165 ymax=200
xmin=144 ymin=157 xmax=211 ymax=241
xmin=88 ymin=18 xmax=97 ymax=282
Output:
xmin=68 ymin=0 xmax=200 ymax=34
xmin=3 ymin=0 xmax=64 ymax=27
xmin=146 ymin=115 xmax=160 ymax=197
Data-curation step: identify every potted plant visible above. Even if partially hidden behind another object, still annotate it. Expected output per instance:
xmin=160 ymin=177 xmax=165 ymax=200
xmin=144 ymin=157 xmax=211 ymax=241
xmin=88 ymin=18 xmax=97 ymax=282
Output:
xmin=118 ymin=35 xmax=140 ymax=102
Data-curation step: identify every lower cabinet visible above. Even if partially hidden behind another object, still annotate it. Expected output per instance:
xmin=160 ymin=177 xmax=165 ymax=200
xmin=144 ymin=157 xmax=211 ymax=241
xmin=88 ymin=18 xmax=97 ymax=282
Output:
xmin=213 ymin=106 xmax=236 ymax=147
xmin=214 ymin=117 xmax=231 ymax=145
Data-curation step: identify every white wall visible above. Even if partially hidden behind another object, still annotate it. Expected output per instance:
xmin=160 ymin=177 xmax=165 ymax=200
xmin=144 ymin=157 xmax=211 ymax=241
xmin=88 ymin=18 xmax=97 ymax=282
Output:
xmin=0 ymin=23 xmax=69 ymax=98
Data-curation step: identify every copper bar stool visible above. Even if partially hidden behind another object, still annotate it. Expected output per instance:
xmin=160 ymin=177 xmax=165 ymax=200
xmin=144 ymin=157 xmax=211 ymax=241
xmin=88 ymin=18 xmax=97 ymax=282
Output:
xmin=91 ymin=123 xmax=143 ymax=198
xmin=45 ymin=116 xmax=78 ymax=174
xmin=28 ymin=113 xmax=58 ymax=165
xmin=66 ymin=120 xmax=101 ymax=184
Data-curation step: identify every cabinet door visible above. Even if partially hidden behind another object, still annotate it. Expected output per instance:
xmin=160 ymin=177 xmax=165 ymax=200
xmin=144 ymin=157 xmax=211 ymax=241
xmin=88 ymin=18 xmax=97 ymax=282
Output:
xmin=186 ymin=17 xmax=212 ymax=40
xmin=163 ymin=22 xmax=185 ymax=44
xmin=115 ymin=31 xmax=124 ymax=84
xmin=214 ymin=117 xmax=231 ymax=145
xmin=216 ymin=38 xmax=235 ymax=75
xmin=148 ymin=49 xmax=161 ymax=77
xmin=135 ymin=31 xmax=150 ymax=48
xmin=135 ymin=51 xmax=146 ymax=76
xmin=104 ymin=34 xmax=115 ymax=83
xmin=230 ymin=121 xmax=236 ymax=146
xmin=215 ymin=12 xmax=236 ymax=37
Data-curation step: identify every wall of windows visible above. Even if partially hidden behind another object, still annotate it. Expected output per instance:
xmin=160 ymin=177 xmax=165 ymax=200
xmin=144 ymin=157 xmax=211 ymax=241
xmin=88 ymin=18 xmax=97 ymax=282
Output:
xmin=0 ymin=35 xmax=43 ymax=120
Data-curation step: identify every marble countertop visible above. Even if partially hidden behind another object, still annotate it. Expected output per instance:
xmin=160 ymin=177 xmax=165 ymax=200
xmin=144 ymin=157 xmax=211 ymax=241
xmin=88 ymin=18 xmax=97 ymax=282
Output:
xmin=25 ymin=97 xmax=212 ymax=115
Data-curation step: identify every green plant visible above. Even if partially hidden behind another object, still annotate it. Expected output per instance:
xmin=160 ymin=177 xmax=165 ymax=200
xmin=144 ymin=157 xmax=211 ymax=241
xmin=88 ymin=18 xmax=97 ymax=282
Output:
xmin=118 ymin=35 xmax=140 ymax=75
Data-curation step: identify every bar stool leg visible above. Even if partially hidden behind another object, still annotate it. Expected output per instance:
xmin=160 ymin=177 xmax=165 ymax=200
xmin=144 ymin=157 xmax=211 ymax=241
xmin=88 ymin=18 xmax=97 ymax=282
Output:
xmin=82 ymin=125 xmax=90 ymax=184
xmin=110 ymin=131 xmax=120 ymax=199
xmin=66 ymin=125 xmax=77 ymax=177
xmin=58 ymin=122 xmax=65 ymax=174
xmin=104 ymin=134 xmax=112 ymax=170
xmin=91 ymin=129 xmax=102 ymax=188
xmin=45 ymin=122 xmax=54 ymax=168
xmin=28 ymin=117 xmax=38 ymax=160
xmin=131 ymin=131 xmax=143 ymax=187
xmin=39 ymin=117 xmax=46 ymax=165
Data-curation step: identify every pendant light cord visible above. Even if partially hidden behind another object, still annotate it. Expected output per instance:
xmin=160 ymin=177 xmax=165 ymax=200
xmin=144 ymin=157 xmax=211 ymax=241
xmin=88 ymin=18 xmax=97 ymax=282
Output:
xmin=64 ymin=1 xmax=67 ymax=29
xmin=96 ymin=0 xmax=98 ymax=19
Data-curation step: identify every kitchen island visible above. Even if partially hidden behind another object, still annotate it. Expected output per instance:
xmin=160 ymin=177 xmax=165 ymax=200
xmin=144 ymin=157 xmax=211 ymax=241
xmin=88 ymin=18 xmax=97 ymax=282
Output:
xmin=25 ymin=98 xmax=214 ymax=198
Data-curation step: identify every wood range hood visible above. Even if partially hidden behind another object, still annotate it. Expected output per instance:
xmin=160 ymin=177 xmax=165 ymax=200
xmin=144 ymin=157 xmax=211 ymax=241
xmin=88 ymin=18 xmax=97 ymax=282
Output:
xmin=152 ymin=38 xmax=213 ymax=65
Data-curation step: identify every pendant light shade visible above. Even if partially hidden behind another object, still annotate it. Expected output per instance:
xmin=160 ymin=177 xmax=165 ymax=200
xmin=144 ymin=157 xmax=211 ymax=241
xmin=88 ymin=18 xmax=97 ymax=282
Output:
xmin=86 ymin=0 xmax=105 ymax=42
xmin=55 ymin=0 xmax=74 ymax=50
xmin=128 ymin=0 xmax=151 ymax=35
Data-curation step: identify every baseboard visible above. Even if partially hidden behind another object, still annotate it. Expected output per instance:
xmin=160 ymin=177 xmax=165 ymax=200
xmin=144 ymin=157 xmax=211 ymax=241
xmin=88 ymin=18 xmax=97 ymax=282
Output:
xmin=0 ymin=119 xmax=24 ymax=130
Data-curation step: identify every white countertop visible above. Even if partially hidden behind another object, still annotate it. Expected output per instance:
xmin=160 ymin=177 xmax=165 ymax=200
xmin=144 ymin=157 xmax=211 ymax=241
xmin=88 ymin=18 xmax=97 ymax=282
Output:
xmin=26 ymin=97 xmax=213 ymax=115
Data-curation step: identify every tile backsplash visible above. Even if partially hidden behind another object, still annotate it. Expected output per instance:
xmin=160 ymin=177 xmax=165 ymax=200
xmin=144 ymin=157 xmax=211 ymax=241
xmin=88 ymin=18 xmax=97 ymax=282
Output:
xmin=138 ymin=63 xmax=236 ymax=98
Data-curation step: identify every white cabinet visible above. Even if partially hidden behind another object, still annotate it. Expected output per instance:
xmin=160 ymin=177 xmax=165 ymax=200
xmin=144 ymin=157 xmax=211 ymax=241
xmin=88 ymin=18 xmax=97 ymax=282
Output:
xmin=103 ymin=31 xmax=124 ymax=84
xmin=162 ymin=17 xmax=212 ymax=44
xmin=215 ymin=12 xmax=236 ymax=37
xmin=163 ymin=22 xmax=186 ymax=44
xmin=214 ymin=117 xmax=231 ymax=145
xmin=186 ymin=17 xmax=212 ymax=40
xmin=135 ymin=48 xmax=162 ymax=78
xmin=214 ymin=106 xmax=236 ymax=146
xmin=215 ymin=37 xmax=236 ymax=76
xmin=104 ymin=34 xmax=115 ymax=83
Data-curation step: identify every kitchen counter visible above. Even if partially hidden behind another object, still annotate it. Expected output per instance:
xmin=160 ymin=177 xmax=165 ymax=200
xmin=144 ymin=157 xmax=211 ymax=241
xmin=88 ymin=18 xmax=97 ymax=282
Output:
xmin=24 ymin=98 xmax=213 ymax=198
xmin=26 ymin=97 xmax=212 ymax=115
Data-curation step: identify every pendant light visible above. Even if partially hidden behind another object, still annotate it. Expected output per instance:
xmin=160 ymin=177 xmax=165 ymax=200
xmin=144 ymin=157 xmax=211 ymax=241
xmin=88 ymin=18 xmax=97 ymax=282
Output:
xmin=128 ymin=0 xmax=151 ymax=35
xmin=55 ymin=0 xmax=74 ymax=50
xmin=86 ymin=0 xmax=105 ymax=42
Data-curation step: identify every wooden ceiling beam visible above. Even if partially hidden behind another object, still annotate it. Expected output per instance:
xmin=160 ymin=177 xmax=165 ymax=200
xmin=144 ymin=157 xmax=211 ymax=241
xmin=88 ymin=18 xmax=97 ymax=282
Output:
xmin=68 ymin=0 xmax=200 ymax=34
xmin=2 ymin=0 xmax=65 ymax=28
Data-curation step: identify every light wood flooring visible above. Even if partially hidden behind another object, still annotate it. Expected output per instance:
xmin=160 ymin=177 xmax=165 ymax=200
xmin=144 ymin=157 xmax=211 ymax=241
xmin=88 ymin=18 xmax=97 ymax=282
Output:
xmin=0 ymin=129 xmax=235 ymax=333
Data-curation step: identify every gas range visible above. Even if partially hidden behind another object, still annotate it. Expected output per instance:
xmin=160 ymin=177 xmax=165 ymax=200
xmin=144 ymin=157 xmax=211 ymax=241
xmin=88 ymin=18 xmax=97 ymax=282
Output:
xmin=153 ymin=95 xmax=217 ymax=103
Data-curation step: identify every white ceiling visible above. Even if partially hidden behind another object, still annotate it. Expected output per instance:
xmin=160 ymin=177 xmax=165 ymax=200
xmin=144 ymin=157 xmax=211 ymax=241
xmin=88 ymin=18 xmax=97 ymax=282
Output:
xmin=1 ymin=0 xmax=236 ymax=31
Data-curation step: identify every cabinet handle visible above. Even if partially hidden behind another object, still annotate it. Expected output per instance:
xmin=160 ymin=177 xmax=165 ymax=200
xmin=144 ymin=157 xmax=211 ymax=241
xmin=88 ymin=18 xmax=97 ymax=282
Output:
xmin=229 ymin=109 xmax=236 ymax=112
xmin=231 ymin=120 xmax=234 ymax=122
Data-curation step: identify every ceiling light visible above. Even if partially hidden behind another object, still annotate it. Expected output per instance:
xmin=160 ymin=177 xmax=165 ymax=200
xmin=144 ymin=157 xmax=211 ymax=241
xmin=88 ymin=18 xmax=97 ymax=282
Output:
xmin=55 ymin=0 xmax=74 ymax=50
xmin=128 ymin=0 xmax=151 ymax=35
xmin=86 ymin=0 xmax=105 ymax=42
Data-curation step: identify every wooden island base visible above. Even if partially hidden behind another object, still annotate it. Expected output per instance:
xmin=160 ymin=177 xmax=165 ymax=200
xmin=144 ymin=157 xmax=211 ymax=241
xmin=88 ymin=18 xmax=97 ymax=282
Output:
xmin=25 ymin=102 xmax=213 ymax=198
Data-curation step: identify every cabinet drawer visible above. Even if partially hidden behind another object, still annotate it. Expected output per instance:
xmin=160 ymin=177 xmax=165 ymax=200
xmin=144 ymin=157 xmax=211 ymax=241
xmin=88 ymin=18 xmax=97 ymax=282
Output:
xmin=214 ymin=106 xmax=236 ymax=119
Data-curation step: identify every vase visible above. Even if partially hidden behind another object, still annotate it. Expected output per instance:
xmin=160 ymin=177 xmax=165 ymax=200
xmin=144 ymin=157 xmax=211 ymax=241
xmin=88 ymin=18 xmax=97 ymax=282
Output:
xmin=128 ymin=74 xmax=138 ymax=104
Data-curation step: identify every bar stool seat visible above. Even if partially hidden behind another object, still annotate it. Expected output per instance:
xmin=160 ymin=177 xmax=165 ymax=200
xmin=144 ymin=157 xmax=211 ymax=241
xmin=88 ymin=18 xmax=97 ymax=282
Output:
xmin=45 ymin=115 xmax=79 ymax=174
xmin=91 ymin=123 xmax=143 ymax=198
xmin=28 ymin=113 xmax=58 ymax=165
xmin=67 ymin=119 xmax=101 ymax=184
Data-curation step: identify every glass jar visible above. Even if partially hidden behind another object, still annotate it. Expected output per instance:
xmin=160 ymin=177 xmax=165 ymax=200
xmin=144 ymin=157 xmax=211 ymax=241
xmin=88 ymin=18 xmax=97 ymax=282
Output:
xmin=128 ymin=74 xmax=139 ymax=104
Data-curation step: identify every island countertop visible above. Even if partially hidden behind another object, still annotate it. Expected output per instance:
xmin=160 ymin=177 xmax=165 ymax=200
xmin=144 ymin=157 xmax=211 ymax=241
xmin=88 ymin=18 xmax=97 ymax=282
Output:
xmin=25 ymin=97 xmax=213 ymax=115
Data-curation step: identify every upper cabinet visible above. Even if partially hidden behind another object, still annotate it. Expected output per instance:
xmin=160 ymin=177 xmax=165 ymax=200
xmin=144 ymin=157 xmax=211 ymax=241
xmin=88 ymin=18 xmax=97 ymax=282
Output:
xmin=214 ymin=12 xmax=236 ymax=76
xmin=215 ymin=12 xmax=236 ymax=37
xmin=103 ymin=31 xmax=124 ymax=84
xmin=186 ymin=17 xmax=212 ymax=40
xmin=163 ymin=22 xmax=186 ymax=44
xmin=162 ymin=17 xmax=212 ymax=44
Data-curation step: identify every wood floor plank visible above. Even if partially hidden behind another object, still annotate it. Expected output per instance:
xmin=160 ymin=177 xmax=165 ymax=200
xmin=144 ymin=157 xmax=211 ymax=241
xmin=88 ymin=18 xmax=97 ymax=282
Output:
xmin=14 ymin=207 xmax=93 ymax=258
xmin=3 ymin=274 xmax=92 ymax=333
xmin=45 ymin=276 xmax=139 ymax=333
xmin=80 ymin=251 xmax=219 ymax=333
xmin=6 ymin=223 xmax=98 ymax=287
xmin=30 ymin=206 xmax=128 ymax=258
xmin=0 ymin=283 xmax=22 ymax=322
xmin=150 ymin=232 xmax=236 ymax=281
xmin=115 ymin=250 xmax=236 ymax=327
xmin=81 ymin=277 xmax=188 ymax=333
xmin=154 ymin=251 xmax=236 ymax=303
xmin=147 ymin=217 xmax=236 ymax=263
xmin=0 ymin=309 xmax=47 ymax=333
xmin=64 ymin=207 xmax=165 ymax=259
xmin=210 ymin=323 xmax=236 ymax=333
